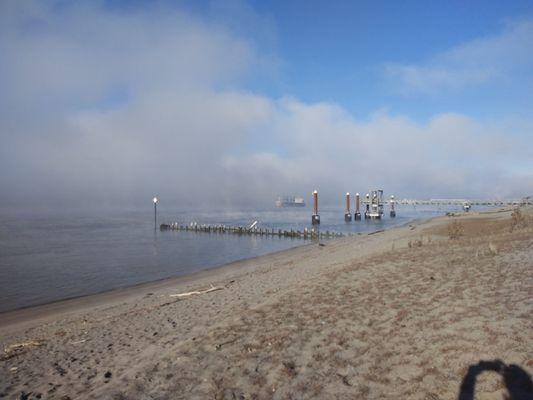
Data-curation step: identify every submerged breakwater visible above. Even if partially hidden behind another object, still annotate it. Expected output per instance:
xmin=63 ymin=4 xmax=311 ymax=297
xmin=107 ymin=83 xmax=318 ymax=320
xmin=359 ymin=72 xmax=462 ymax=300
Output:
xmin=160 ymin=223 xmax=345 ymax=239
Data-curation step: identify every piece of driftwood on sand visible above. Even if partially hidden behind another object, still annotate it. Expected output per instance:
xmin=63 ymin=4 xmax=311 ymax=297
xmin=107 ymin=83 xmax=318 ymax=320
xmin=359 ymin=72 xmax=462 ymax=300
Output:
xmin=169 ymin=285 xmax=223 ymax=298
xmin=1 ymin=340 xmax=46 ymax=361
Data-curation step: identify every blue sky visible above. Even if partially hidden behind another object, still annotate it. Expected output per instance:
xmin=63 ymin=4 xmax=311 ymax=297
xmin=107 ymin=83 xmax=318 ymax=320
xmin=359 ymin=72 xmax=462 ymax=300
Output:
xmin=1 ymin=0 xmax=532 ymax=206
xmin=104 ymin=0 xmax=533 ymax=119
xmin=181 ymin=0 xmax=533 ymax=120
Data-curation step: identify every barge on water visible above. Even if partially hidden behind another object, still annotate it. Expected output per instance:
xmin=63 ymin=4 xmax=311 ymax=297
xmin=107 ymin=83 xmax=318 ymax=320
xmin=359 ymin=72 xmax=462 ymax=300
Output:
xmin=275 ymin=195 xmax=306 ymax=208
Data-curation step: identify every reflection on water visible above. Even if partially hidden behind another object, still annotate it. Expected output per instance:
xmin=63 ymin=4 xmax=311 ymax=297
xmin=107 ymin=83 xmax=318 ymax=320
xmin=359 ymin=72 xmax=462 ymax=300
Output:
xmin=0 ymin=204 xmax=483 ymax=312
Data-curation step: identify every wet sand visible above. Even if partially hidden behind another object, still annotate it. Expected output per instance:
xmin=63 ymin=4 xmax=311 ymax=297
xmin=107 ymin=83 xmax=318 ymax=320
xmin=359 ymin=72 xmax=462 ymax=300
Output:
xmin=1 ymin=207 xmax=532 ymax=399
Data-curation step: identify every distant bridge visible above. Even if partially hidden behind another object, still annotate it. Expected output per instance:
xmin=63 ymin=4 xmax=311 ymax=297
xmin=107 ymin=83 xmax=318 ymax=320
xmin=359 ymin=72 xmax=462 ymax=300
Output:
xmin=397 ymin=197 xmax=532 ymax=206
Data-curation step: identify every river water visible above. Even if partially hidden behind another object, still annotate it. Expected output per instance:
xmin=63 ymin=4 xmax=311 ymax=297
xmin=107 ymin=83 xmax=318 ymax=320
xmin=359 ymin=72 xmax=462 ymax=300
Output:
xmin=0 ymin=204 xmax=473 ymax=312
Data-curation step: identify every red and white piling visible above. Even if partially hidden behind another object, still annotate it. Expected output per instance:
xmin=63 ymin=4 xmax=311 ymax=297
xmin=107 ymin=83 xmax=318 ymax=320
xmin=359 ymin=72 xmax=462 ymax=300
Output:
xmin=312 ymin=190 xmax=320 ymax=225
xmin=354 ymin=193 xmax=361 ymax=220
xmin=345 ymin=192 xmax=352 ymax=222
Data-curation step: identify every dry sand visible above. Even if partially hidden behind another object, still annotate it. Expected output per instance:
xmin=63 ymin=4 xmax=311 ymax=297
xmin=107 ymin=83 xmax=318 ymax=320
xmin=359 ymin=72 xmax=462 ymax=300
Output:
xmin=1 ymin=207 xmax=532 ymax=399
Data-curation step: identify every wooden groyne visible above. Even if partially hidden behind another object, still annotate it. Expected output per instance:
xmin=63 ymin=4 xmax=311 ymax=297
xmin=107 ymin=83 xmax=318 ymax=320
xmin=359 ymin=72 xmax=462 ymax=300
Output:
xmin=160 ymin=223 xmax=346 ymax=240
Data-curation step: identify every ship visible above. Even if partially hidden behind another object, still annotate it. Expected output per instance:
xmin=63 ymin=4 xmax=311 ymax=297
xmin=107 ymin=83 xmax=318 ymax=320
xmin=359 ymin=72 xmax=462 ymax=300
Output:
xmin=275 ymin=195 xmax=306 ymax=207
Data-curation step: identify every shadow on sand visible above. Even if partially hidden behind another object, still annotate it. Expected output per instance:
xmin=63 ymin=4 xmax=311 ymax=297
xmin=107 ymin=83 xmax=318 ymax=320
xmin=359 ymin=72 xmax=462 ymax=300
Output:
xmin=458 ymin=360 xmax=532 ymax=400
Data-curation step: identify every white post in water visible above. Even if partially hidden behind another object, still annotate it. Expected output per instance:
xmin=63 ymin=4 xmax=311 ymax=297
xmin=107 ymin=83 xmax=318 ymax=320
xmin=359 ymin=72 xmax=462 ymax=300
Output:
xmin=153 ymin=197 xmax=158 ymax=228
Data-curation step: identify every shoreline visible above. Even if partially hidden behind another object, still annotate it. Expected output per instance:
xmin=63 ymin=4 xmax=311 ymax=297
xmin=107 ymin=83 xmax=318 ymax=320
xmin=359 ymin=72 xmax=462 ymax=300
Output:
xmin=0 ymin=205 xmax=496 ymax=317
xmin=0 ymin=212 xmax=431 ymax=326
xmin=0 ymin=241 xmax=315 ymax=329
xmin=1 ymin=206 xmax=530 ymax=399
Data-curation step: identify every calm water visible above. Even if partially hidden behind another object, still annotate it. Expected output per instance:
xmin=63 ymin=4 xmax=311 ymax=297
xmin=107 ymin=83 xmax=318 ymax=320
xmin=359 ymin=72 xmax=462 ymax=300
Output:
xmin=0 ymin=204 xmax=472 ymax=313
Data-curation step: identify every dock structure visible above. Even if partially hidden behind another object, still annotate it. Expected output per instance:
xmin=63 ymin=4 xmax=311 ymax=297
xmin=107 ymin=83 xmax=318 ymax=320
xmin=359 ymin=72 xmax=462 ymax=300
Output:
xmin=397 ymin=198 xmax=533 ymax=206
xmin=160 ymin=222 xmax=345 ymax=240
xmin=364 ymin=190 xmax=384 ymax=219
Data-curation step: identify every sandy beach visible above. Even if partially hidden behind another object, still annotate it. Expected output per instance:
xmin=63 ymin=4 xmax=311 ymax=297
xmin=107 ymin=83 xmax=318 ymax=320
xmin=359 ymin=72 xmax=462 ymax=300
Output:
xmin=1 ymin=207 xmax=532 ymax=399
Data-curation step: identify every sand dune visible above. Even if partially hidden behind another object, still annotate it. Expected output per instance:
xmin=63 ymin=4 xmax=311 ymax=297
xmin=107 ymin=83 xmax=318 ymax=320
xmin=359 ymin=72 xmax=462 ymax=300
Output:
xmin=1 ymin=207 xmax=532 ymax=399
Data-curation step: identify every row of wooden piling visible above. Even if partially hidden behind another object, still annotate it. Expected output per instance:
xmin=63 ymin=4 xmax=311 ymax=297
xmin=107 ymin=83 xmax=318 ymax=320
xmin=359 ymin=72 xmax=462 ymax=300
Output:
xmin=160 ymin=223 xmax=346 ymax=239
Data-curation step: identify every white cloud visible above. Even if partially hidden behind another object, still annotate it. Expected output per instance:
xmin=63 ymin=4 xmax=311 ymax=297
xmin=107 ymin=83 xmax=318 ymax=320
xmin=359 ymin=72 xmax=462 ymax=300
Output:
xmin=384 ymin=19 xmax=533 ymax=94
xmin=223 ymin=100 xmax=533 ymax=202
xmin=0 ymin=1 xmax=532 ymax=208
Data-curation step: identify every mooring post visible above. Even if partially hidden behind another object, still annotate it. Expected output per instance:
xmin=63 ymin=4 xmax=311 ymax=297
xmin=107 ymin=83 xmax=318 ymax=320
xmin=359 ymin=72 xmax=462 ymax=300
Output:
xmin=390 ymin=195 xmax=396 ymax=217
xmin=354 ymin=192 xmax=361 ymax=220
xmin=312 ymin=190 xmax=320 ymax=225
xmin=364 ymin=193 xmax=370 ymax=219
xmin=345 ymin=192 xmax=352 ymax=222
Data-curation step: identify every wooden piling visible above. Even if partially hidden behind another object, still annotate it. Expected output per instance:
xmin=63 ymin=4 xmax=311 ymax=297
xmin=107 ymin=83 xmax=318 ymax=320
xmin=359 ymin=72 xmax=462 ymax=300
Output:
xmin=160 ymin=222 xmax=347 ymax=241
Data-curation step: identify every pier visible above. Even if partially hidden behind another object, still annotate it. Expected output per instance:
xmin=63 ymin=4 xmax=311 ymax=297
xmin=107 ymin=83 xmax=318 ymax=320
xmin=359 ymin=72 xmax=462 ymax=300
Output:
xmin=160 ymin=223 xmax=346 ymax=240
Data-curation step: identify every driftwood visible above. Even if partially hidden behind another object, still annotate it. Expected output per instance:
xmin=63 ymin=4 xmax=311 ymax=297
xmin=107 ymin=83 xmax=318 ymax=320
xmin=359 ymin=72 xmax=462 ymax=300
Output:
xmin=170 ymin=284 xmax=223 ymax=298
xmin=4 ymin=340 xmax=45 ymax=354
xmin=1 ymin=340 xmax=45 ymax=361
